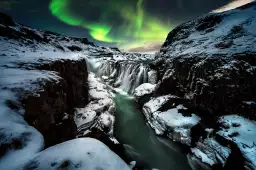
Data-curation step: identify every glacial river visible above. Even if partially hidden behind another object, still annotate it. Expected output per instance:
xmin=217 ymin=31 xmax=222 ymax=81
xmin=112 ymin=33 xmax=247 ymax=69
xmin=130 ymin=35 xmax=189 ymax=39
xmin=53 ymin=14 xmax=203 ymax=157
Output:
xmin=114 ymin=92 xmax=192 ymax=170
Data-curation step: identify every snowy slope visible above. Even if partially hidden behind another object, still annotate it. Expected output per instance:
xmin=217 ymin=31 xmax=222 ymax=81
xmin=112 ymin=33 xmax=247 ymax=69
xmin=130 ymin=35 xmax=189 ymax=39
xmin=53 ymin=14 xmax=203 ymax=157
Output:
xmin=159 ymin=2 xmax=256 ymax=57
xmin=22 ymin=138 xmax=130 ymax=170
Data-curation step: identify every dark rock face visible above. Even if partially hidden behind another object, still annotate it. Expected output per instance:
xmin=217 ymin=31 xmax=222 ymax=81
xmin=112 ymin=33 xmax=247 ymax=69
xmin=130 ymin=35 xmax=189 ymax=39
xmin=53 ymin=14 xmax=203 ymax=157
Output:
xmin=66 ymin=45 xmax=82 ymax=52
xmin=0 ymin=12 xmax=15 ymax=26
xmin=224 ymin=143 xmax=246 ymax=170
xmin=22 ymin=59 xmax=89 ymax=147
xmin=142 ymin=2 xmax=256 ymax=168
xmin=152 ymin=54 xmax=256 ymax=120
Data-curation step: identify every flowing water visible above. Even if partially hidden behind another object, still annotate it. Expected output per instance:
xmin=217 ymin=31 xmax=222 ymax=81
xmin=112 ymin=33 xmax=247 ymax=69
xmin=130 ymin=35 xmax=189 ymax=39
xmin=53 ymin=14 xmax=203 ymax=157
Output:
xmin=114 ymin=92 xmax=192 ymax=170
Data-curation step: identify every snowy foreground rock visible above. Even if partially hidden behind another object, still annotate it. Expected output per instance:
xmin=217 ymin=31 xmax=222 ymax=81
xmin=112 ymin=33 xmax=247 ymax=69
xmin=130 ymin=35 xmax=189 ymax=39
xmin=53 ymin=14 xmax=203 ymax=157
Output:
xmin=22 ymin=138 xmax=130 ymax=170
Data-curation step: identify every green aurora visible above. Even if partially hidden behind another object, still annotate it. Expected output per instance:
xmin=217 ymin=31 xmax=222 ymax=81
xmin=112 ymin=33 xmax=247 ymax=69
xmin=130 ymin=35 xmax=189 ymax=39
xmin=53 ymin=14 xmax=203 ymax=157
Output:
xmin=49 ymin=0 xmax=174 ymax=49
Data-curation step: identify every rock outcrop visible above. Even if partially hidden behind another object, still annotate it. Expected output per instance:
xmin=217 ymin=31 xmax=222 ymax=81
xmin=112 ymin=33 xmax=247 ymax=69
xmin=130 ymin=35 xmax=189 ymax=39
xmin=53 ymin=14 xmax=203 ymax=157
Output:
xmin=0 ymin=13 xmax=130 ymax=169
xmin=22 ymin=59 xmax=89 ymax=147
xmin=135 ymin=2 xmax=256 ymax=169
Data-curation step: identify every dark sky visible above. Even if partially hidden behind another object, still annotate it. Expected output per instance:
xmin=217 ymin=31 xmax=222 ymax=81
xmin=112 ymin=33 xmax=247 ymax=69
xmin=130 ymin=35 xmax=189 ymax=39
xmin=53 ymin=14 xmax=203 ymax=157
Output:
xmin=0 ymin=0 xmax=235 ymax=49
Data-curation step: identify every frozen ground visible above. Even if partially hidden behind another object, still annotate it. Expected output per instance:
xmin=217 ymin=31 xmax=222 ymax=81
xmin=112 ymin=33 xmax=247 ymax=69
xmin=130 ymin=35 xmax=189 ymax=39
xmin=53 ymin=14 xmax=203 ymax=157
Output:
xmin=22 ymin=138 xmax=130 ymax=170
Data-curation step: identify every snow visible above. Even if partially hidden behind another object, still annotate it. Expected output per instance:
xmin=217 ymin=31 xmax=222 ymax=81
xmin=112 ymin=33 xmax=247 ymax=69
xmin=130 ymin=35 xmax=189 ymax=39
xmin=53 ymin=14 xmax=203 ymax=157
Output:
xmin=74 ymin=107 xmax=97 ymax=127
xmin=147 ymin=105 xmax=200 ymax=145
xmin=159 ymin=2 xmax=256 ymax=58
xmin=143 ymin=95 xmax=177 ymax=117
xmin=99 ymin=112 xmax=115 ymax=130
xmin=0 ymin=122 xmax=44 ymax=170
xmin=243 ymin=101 xmax=256 ymax=105
xmin=0 ymin=21 xmax=126 ymax=169
xmin=143 ymin=95 xmax=200 ymax=144
xmin=0 ymin=50 xmax=62 ymax=170
xmin=217 ymin=115 xmax=256 ymax=168
xmin=148 ymin=70 xmax=158 ymax=84
xmin=191 ymin=138 xmax=231 ymax=166
xmin=191 ymin=148 xmax=216 ymax=166
xmin=218 ymin=115 xmax=256 ymax=148
xmin=133 ymin=83 xmax=156 ymax=100
xmin=155 ymin=105 xmax=200 ymax=129
xmin=74 ymin=73 xmax=116 ymax=136
xmin=22 ymin=138 xmax=130 ymax=170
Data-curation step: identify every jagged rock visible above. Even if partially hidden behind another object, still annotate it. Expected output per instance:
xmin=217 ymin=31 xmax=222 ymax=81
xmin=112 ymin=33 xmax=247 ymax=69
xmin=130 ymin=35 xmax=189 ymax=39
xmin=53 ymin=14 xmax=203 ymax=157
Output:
xmin=134 ymin=83 xmax=156 ymax=101
xmin=0 ymin=12 xmax=15 ymax=26
xmin=22 ymin=59 xmax=89 ymax=147
xmin=148 ymin=70 xmax=158 ymax=84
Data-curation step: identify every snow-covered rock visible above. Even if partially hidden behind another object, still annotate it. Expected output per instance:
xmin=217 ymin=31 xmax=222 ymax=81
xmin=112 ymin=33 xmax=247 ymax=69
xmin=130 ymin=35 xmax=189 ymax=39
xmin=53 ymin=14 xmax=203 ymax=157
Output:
xmin=152 ymin=2 xmax=256 ymax=119
xmin=143 ymin=95 xmax=175 ymax=116
xmin=190 ymin=138 xmax=231 ymax=167
xmin=0 ymin=123 xmax=44 ymax=170
xmin=218 ymin=115 xmax=256 ymax=169
xmin=133 ymin=83 xmax=156 ymax=101
xmin=159 ymin=2 xmax=256 ymax=57
xmin=142 ymin=95 xmax=200 ymax=144
xmin=148 ymin=70 xmax=158 ymax=84
xmin=140 ymin=2 xmax=256 ymax=169
xmin=22 ymin=138 xmax=130 ymax=170
xmin=74 ymin=73 xmax=116 ymax=137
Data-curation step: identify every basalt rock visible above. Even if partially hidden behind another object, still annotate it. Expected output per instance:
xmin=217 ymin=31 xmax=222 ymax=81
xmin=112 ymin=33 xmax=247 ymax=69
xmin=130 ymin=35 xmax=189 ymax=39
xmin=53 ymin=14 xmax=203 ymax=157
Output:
xmin=152 ymin=54 xmax=256 ymax=120
xmin=22 ymin=59 xmax=89 ymax=147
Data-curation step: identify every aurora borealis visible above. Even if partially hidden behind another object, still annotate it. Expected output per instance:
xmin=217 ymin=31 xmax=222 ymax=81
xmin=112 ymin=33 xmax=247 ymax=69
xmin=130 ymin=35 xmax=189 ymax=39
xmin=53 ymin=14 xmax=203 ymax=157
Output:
xmin=49 ymin=0 xmax=172 ymax=49
xmin=1 ymin=0 xmax=252 ymax=51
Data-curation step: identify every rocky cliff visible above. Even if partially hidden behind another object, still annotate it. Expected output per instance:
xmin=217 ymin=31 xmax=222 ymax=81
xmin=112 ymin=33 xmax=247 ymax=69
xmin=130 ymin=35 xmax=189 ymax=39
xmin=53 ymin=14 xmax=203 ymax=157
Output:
xmin=0 ymin=12 xmax=131 ymax=169
xmin=135 ymin=2 xmax=256 ymax=169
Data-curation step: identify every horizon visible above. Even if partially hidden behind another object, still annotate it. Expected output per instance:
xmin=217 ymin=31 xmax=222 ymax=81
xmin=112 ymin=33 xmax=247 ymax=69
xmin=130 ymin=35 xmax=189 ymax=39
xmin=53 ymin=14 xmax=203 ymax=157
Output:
xmin=1 ymin=0 xmax=254 ymax=52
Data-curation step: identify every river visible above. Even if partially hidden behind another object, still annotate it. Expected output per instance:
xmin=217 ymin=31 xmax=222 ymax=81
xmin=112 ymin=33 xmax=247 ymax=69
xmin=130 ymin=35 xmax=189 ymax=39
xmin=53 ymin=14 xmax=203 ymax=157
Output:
xmin=113 ymin=92 xmax=192 ymax=170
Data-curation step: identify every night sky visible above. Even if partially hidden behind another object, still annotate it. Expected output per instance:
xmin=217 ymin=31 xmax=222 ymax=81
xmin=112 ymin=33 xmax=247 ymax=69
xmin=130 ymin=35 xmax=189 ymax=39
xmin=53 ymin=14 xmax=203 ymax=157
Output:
xmin=0 ymin=0 xmax=253 ymax=50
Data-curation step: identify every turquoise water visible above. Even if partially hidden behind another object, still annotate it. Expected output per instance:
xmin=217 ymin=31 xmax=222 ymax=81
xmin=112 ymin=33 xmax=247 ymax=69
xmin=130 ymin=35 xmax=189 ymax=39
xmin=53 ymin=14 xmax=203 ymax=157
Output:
xmin=114 ymin=93 xmax=192 ymax=170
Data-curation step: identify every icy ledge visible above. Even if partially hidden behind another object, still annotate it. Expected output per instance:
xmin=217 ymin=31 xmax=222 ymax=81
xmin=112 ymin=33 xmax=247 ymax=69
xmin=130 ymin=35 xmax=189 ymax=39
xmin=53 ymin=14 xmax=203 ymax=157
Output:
xmin=142 ymin=95 xmax=201 ymax=145
xmin=22 ymin=138 xmax=131 ymax=170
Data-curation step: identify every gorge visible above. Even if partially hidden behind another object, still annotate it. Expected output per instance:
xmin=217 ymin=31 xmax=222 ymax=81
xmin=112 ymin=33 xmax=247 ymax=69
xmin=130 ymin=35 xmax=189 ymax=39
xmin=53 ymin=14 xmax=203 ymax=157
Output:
xmin=0 ymin=2 xmax=256 ymax=170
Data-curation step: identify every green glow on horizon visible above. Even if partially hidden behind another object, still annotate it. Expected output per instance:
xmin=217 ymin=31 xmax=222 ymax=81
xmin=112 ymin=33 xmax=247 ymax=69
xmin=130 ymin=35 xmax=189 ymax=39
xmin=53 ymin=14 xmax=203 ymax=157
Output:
xmin=49 ymin=0 xmax=173 ymax=49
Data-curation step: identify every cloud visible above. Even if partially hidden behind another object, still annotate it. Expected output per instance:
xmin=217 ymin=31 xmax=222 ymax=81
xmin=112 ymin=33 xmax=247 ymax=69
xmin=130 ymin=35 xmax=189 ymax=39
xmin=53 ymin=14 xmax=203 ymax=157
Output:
xmin=212 ymin=0 xmax=254 ymax=13
xmin=126 ymin=41 xmax=163 ymax=52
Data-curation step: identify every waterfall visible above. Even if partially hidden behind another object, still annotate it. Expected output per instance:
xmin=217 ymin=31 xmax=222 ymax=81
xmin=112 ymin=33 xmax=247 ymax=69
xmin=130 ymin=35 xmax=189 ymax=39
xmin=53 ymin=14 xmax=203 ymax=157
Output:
xmin=96 ymin=61 xmax=149 ymax=94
